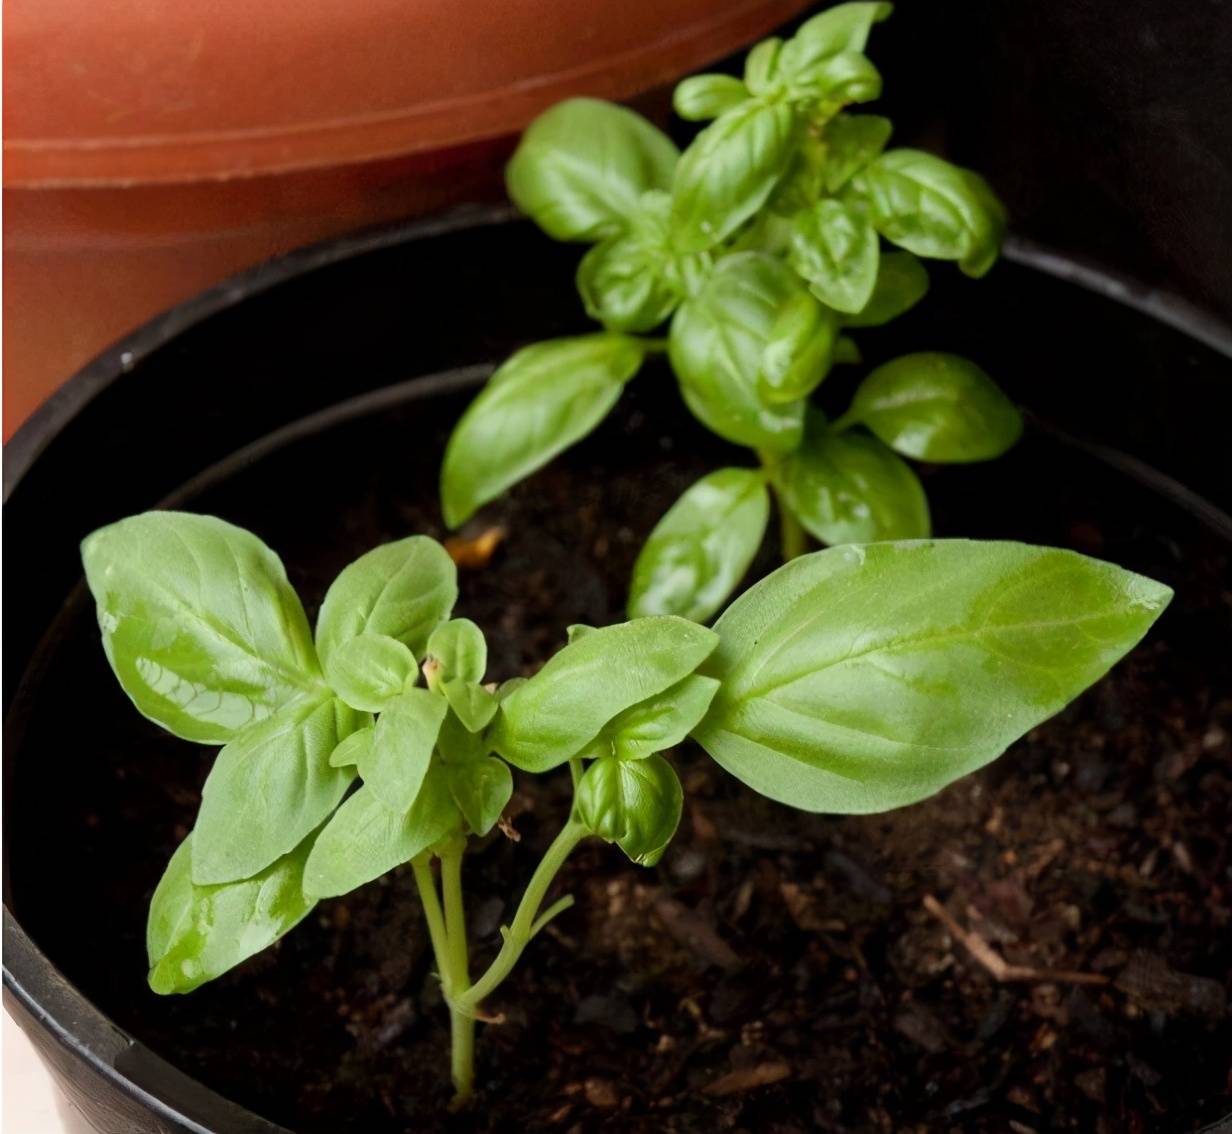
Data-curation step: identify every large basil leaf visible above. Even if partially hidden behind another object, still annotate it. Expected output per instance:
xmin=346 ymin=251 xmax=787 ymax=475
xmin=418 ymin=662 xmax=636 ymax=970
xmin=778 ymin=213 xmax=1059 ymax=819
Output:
xmin=847 ymin=352 xmax=1022 ymax=462
xmin=844 ymin=250 xmax=929 ymax=326
xmin=326 ymin=633 xmax=418 ymax=713
xmin=789 ymin=198 xmax=880 ymax=314
xmin=147 ymin=831 xmax=318 ymax=994
xmin=669 ymin=253 xmax=807 ymax=453
xmin=821 ymin=113 xmax=892 ymax=192
xmin=628 ymin=468 xmax=770 ymax=623
xmin=303 ymin=769 xmax=461 ymax=899
xmin=359 ymin=687 xmax=448 ymax=813
xmin=192 ymin=695 xmax=364 ymax=884
xmin=316 ymin=536 xmax=456 ymax=667
xmin=779 ymin=411 xmax=930 ymax=545
xmin=673 ymin=74 xmax=749 ymax=121
xmin=857 ymin=149 xmax=1006 ymax=277
xmin=492 ymin=617 xmax=719 ymax=772
xmin=577 ymin=754 xmax=683 ymax=866
xmin=506 ymin=98 xmax=679 ymax=242
xmin=81 ymin=512 xmax=321 ymax=744
xmin=694 ymin=541 xmax=1173 ymax=814
xmin=759 ymin=292 xmax=840 ymax=403
xmin=671 ymin=99 xmax=797 ymax=253
xmin=442 ymin=334 xmax=645 ymax=528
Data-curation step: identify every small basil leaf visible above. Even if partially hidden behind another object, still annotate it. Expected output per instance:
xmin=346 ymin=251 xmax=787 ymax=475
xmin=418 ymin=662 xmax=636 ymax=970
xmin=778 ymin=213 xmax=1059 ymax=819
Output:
xmin=759 ymin=291 xmax=841 ymax=403
xmin=192 ymin=696 xmax=363 ymax=885
xmin=844 ymin=250 xmax=929 ymax=327
xmin=743 ymin=38 xmax=786 ymax=98
xmin=359 ymin=687 xmax=448 ymax=813
xmin=848 ymin=352 xmax=1022 ymax=462
xmin=577 ymin=754 xmax=683 ymax=866
xmin=694 ymin=541 xmax=1172 ymax=814
xmin=442 ymin=677 xmax=499 ymax=733
xmin=673 ymin=74 xmax=749 ymax=121
xmin=780 ymin=1 xmax=893 ymax=76
xmin=326 ymin=633 xmax=417 ymax=713
xmin=858 ymin=149 xmax=1006 ymax=277
xmin=424 ymin=618 xmax=487 ymax=688
xmin=445 ymin=757 xmax=513 ymax=838
xmin=820 ymin=113 xmax=892 ymax=192
xmin=492 ymin=617 xmax=719 ymax=772
xmin=577 ymin=234 xmax=679 ymax=333
xmin=628 ymin=468 xmax=770 ymax=623
xmin=603 ymin=674 xmax=721 ymax=761
xmin=506 ymin=98 xmax=679 ymax=242
xmin=669 ymin=253 xmax=807 ymax=453
xmin=787 ymin=52 xmax=883 ymax=116
xmin=316 ymin=536 xmax=456 ymax=666
xmin=329 ymin=725 xmax=375 ymax=768
xmin=442 ymin=334 xmax=645 ymax=528
xmin=303 ymin=770 xmax=461 ymax=900
xmin=779 ymin=410 xmax=930 ymax=545
xmin=81 ymin=512 xmax=320 ymax=744
xmin=148 ymin=830 xmax=318 ymax=994
xmin=789 ymin=199 xmax=879 ymax=314
xmin=671 ymin=100 xmax=798 ymax=253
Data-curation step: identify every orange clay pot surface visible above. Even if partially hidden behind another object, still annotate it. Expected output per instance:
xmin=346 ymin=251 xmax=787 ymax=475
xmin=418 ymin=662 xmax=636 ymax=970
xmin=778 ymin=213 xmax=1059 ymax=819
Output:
xmin=3 ymin=0 xmax=812 ymax=436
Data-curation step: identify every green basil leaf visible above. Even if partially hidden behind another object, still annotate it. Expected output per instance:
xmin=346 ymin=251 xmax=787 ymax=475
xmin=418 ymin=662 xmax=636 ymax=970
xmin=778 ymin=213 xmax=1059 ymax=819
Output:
xmin=694 ymin=540 xmax=1172 ymax=814
xmin=147 ymin=830 xmax=318 ymax=994
xmin=843 ymin=250 xmax=929 ymax=327
xmin=303 ymin=769 xmax=461 ymax=900
xmin=442 ymin=333 xmax=645 ymax=528
xmin=191 ymin=695 xmax=364 ymax=885
xmin=316 ymin=536 xmax=456 ymax=667
xmin=442 ymin=678 xmax=499 ymax=733
xmin=577 ymin=234 xmax=679 ymax=333
xmin=743 ymin=38 xmax=786 ymax=98
xmin=329 ymin=724 xmax=375 ymax=768
xmin=424 ymin=618 xmax=487 ymax=688
xmin=834 ymin=335 xmax=862 ymax=364
xmin=847 ymin=352 xmax=1022 ymax=462
xmin=671 ymin=100 xmax=798 ymax=253
xmin=446 ymin=757 xmax=513 ymax=838
xmin=759 ymin=291 xmax=841 ymax=403
xmin=820 ymin=113 xmax=892 ymax=192
xmin=81 ymin=512 xmax=321 ymax=745
xmin=779 ymin=410 xmax=930 ymax=545
xmin=673 ymin=74 xmax=750 ymax=121
xmin=669 ymin=253 xmax=807 ymax=453
xmin=577 ymin=754 xmax=683 ymax=866
xmin=567 ymin=624 xmax=597 ymax=643
xmin=785 ymin=52 xmax=883 ymax=115
xmin=780 ymin=2 xmax=893 ymax=75
xmin=326 ymin=633 xmax=418 ymax=713
xmin=628 ymin=468 xmax=770 ymax=623
xmin=595 ymin=674 xmax=721 ymax=761
xmin=359 ymin=687 xmax=448 ymax=813
xmin=858 ymin=149 xmax=1006 ymax=277
xmin=789 ymin=198 xmax=879 ymax=314
xmin=506 ymin=98 xmax=679 ymax=242
xmin=492 ymin=617 xmax=719 ymax=772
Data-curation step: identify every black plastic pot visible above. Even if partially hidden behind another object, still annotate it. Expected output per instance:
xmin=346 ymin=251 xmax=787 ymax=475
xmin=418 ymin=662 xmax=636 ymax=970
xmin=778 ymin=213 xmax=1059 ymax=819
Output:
xmin=4 ymin=205 xmax=1231 ymax=1133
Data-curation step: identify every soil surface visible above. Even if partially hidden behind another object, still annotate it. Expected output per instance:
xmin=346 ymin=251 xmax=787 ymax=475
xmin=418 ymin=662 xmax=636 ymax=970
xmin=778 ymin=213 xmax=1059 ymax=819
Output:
xmin=8 ymin=377 xmax=1231 ymax=1133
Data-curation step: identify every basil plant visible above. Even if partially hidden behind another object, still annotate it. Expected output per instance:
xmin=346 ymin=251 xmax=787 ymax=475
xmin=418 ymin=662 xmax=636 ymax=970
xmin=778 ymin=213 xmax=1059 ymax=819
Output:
xmin=83 ymin=512 xmax=1170 ymax=1103
xmin=441 ymin=1 xmax=1021 ymax=624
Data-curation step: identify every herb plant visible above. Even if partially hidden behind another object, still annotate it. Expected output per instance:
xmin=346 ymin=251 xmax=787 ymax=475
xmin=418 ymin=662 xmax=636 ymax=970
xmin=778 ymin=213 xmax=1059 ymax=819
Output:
xmin=82 ymin=511 xmax=1170 ymax=1103
xmin=441 ymin=1 xmax=1022 ymax=623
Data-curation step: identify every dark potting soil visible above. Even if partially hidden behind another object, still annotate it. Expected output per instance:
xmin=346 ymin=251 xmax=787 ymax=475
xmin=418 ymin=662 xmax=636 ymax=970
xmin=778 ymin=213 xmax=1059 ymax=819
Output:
xmin=7 ymin=372 xmax=1231 ymax=1133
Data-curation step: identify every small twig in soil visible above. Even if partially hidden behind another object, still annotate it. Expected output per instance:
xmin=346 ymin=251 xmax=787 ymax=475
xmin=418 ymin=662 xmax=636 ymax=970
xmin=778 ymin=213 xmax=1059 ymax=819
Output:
xmin=922 ymin=895 xmax=1109 ymax=986
xmin=444 ymin=526 xmax=506 ymax=569
xmin=701 ymin=1061 xmax=792 ymax=1096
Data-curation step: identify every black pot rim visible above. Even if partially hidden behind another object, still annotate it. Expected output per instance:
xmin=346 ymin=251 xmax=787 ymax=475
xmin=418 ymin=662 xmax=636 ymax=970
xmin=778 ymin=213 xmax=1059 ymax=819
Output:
xmin=4 ymin=204 xmax=1232 ymax=1134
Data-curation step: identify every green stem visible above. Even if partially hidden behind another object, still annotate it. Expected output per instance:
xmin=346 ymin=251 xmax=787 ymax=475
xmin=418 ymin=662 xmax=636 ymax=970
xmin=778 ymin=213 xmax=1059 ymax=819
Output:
xmin=640 ymin=336 xmax=669 ymax=355
xmin=830 ymin=408 xmax=859 ymax=433
xmin=758 ymin=450 xmax=809 ymax=562
xmin=439 ymin=843 xmax=474 ymax=1104
xmin=411 ymin=858 xmax=450 ymax=992
xmin=454 ymin=819 xmax=588 ymax=1015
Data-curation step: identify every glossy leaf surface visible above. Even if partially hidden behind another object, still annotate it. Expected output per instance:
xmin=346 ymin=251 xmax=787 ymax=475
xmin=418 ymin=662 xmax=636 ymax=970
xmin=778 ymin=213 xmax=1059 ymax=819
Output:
xmin=582 ymin=674 xmax=722 ymax=761
xmin=441 ymin=334 xmax=644 ymax=527
xmin=820 ymin=113 xmax=892 ymax=192
xmin=844 ymin=250 xmax=929 ymax=326
xmin=789 ymin=198 xmax=880 ymax=314
xmin=576 ymin=753 xmax=683 ymax=865
xmin=81 ymin=512 xmax=320 ymax=744
xmin=694 ymin=541 xmax=1172 ymax=814
xmin=673 ymin=74 xmax=749 ymax=121
xmin=758 ymin=291 xmax=840 ymax=403
xmin=628 ymin=468 xmax=770 ymax=623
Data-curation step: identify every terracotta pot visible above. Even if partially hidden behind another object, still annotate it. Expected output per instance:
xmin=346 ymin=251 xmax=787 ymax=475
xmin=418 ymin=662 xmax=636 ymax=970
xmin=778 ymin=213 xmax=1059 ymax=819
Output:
xmin=2 ymin=0 xmax=812 ymax=436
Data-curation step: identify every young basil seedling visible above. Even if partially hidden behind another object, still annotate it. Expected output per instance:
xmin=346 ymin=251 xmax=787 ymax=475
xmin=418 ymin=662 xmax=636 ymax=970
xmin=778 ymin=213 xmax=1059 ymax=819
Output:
xmin=82 ymin=511 xmax=1171 ymax=1105
xmin=441 ymin=1 xmax=1021 ymax=624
